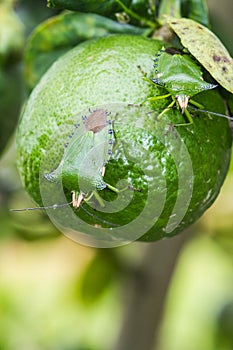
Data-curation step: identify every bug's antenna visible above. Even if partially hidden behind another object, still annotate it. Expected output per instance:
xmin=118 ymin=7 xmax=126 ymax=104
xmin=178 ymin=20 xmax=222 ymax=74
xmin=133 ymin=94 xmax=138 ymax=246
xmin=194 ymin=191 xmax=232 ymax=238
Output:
xmin=80 ymin=204 xmax=119 ymax=227
xmin=189 ymin=106 xmax=233 ymax=121
xmin=10 ymin=201 xmax=73 ymax=212
xmin=10 ymin=200 xmax=119 ymax=227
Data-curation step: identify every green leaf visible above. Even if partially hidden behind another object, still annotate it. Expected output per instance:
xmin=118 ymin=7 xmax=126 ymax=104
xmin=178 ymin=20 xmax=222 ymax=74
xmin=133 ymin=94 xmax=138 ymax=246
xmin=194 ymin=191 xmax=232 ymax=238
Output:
xmin=158 ymin=0 xmax=181 ymax=23
xmin=47 ymin=0 xmax=154 ymax=21
xmin=181 ymin=0 xmax=210 ymax=27
xmin=166 ymin=17 xmax=233 ymax=94
xmin=47 ymin=0 xmax=127 ymax=15
xmin=225 ymin=91 xmax=233 ymax=119
xmin=24 ymin=11 xmax=148 ymax=90
xmin=157 ymin=0 xmax=209 ymax=29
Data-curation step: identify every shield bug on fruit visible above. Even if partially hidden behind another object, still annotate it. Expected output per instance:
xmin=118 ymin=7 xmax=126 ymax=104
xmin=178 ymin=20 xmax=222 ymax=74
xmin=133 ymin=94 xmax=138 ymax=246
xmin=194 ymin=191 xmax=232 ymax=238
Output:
xmin=44 ymin=108 xmax=120 ymax=208
xmin=140 ymin=47 xmax=217 ymax=124
xmin=44 ymin=107 xmax=137 ymax=211
xmin=10 ymin=106 xmax=141 ymax=228
xmin=10 ymin=109 xmax=120 ymax=226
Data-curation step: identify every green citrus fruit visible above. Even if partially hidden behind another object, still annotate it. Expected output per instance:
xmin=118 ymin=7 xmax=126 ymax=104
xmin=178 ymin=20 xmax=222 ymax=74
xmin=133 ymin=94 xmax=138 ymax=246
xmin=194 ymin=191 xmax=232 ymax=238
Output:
xmin=16 ymin=34 xmax=232 ymax=243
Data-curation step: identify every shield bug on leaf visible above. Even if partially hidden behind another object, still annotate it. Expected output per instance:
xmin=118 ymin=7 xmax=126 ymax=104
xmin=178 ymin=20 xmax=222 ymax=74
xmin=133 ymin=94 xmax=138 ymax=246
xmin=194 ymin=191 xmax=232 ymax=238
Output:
xmin=140 ymin=47 xmax=217 ymax=124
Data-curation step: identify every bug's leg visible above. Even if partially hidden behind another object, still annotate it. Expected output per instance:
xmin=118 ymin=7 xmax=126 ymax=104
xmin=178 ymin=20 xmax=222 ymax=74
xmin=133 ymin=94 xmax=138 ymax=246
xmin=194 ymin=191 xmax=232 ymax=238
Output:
xmin=83 ymin=183 xmax=137 ymax=209
xmin=137 ymin=65 xmax=171 ymax=106
xmin=137 ymin=65 xmax=157 ymax=87
xmin=157 ymin=98 xmax=176 ymax=119
xmin=92 ymin=190 xmax=105 ymax=207
xmin=175 ymin=108 xmax=193 ymax=126
xmin=137 ymin=64 xmax=148 ymax=77
xmin=105 ymin=182 xmax=141 ymax=194
xmin=105 ymin=182 xmax=121 ymax=193
xmin=189 ymin=99 xmax=204 ymax=109
xmin=71 ymin=190 xmax=85 ymax=208
xmin=147 ymin=93 xmax=171 ymax=102
xmin=78 ymin=190 xmax=105 ymax=208
xmin=105 ymin=182 xmax=135 ymax=194
xmin=184 ymin=108 xmax=193 ymax=124
xmin=101 ymin=166 xmax=106 ymax=177
xmin=85 ymin=183 xmax=141 ymax=208
xmin=174 ymin=108 xmax=193 ymax=126
xmin=141 ymin=91 xmax=171 ymax=106
xmin=84 ymin=186 xmax=120 ymax=209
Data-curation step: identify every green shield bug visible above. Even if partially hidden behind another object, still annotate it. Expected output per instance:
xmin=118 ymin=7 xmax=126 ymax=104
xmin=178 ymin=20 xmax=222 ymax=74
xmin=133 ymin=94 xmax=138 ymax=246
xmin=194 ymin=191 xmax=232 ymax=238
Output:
xmin=10 ymin=105 xmax=144 ymax=231
xmin=10 ymin=108 xmax=123 ymax=226
xmin=44 ymin=108 xmax=120 ymax=208
xmin=141 ymin=47 xmax=217 ymax=124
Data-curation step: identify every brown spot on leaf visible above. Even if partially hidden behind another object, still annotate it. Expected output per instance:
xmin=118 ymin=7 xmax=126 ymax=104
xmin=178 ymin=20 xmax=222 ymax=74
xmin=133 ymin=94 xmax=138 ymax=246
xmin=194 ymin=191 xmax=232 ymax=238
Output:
xmin=223 ymin=56 xmax=231 ymax=63
xmin=213 ymin=54 xmax=221 ymax=62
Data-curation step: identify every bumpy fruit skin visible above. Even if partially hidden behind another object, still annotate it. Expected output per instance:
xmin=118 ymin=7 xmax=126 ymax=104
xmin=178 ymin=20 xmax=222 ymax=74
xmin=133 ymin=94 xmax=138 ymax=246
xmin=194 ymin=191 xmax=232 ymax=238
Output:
xmin=17 ymin=34 xmax=232 ymax=241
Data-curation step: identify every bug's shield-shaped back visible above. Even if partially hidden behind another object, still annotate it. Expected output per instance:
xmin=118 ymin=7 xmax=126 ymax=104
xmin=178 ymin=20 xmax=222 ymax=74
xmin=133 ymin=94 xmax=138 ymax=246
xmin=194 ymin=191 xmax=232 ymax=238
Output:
xmin=44 ymin=108 xmax=112 ymax=194
xmin=153 ymin=49 xmax=217 ymax=98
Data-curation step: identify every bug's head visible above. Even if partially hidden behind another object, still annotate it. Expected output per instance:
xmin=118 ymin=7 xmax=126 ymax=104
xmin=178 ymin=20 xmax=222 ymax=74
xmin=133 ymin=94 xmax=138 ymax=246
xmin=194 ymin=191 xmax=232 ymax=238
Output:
xmin=176 ymin=94 xmax=190 ymax=113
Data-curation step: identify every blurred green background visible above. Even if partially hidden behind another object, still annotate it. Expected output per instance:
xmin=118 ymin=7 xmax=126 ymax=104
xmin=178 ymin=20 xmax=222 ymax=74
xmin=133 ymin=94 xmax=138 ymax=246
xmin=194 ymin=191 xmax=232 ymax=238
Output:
xmin=0 ymin=1 xmax=232 ymax=349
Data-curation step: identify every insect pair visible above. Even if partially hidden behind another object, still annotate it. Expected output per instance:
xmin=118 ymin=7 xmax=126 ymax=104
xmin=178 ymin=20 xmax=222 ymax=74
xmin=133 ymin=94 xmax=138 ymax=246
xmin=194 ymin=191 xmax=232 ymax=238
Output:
xmin=11 ymin=48 xmax=232 ymax=219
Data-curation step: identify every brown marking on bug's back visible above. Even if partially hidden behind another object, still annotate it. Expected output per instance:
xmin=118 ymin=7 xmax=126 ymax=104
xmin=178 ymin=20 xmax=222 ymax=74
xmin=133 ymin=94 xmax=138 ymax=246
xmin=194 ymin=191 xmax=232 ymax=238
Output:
xmin=222 ymin=66 xmax=228 ymax=73
xmin=197 ymin=25 xmax=204 ymax=30
xmin=84 ymin=109 xmax=108 ymax=134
